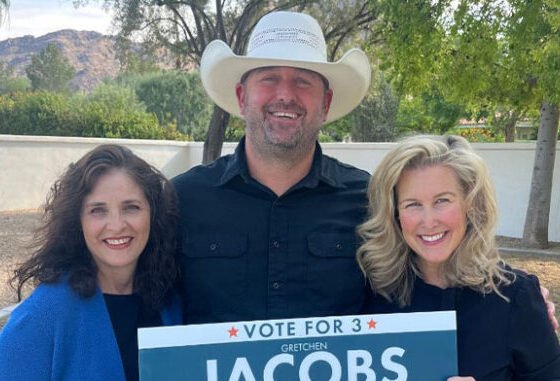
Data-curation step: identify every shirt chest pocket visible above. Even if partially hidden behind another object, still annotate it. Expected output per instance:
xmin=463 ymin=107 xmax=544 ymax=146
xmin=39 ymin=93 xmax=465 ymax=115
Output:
xmin=305 ymin=232 xmax=365 ymax=314
xmin=181 ymin=231 xmax=248 ymax=304
xmin=184 ymin=232 xmax=248 ymax=259
xmin=307 ymin=232 xmax=356 ymax=258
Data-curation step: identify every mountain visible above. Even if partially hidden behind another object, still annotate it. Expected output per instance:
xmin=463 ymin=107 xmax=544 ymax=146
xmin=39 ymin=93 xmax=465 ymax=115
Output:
xmin=0 ymin=30 xmax=123 ymax=91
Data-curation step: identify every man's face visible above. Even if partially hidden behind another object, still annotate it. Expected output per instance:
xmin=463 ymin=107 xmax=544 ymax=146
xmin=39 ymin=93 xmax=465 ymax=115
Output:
xmin=235 ymin=66 xmax=332 ymax=156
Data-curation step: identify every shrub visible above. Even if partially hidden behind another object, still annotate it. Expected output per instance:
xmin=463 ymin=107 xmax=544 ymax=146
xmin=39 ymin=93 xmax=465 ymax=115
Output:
xmin=0 ymin=91 xmax=77 ymax=135
xmin=116 ymin=70 xmax=211 ymax=140
xmin=0 ymin=86 xmax=185 ymax=140
xmin=77 ymin=84 xmax=165 ymax=139
xmin=449 ymin=127 xmax=504 ymax=142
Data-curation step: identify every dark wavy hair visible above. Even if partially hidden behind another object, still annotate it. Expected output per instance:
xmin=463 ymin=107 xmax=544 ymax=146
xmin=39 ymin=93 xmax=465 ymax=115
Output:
xmin=11 ymin=144 xmax=179 ymax=310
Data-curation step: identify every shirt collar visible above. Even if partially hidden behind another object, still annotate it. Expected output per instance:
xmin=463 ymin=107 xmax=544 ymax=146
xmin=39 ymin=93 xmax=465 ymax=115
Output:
xmin=219 ymin=136 xmax=346 ymax=190
xmin=219 ymin=136 xmax=251 ymax=185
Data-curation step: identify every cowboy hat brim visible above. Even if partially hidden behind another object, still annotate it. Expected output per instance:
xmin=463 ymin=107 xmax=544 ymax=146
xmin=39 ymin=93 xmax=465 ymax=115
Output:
xmin=200 ymin=40 xmax=371 ymax=124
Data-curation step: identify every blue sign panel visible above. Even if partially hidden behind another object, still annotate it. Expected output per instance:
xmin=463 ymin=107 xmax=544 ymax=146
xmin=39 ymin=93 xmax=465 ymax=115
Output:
xmin=139 ymin=311 xmax=457 ymax=381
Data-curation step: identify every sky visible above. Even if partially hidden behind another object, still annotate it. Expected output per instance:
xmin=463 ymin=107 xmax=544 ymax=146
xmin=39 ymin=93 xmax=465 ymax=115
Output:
xmin=0 ymin=0 xmax=113 ymax=41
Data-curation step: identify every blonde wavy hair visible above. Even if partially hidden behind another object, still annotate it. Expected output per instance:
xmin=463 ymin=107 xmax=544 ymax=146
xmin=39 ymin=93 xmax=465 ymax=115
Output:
xmin=356 ymin=135 xmax=513 ymax=307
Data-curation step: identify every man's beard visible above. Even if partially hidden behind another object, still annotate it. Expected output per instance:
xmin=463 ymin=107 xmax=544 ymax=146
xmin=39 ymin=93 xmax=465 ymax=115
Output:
xmin=245 ymin=102 xmax=323 ymax=156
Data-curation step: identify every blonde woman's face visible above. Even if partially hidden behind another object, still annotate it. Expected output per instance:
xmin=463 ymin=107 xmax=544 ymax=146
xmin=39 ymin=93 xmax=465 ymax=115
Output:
xmin=396 ymin=165 xmax=468 ymax=285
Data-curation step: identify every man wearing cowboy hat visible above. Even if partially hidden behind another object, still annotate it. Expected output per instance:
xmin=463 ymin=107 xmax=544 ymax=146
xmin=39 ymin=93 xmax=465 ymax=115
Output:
xmin=173 ymin=11 xmax=371 ymax=324
xmin=171 ymin=11 xmax=557 ymax=348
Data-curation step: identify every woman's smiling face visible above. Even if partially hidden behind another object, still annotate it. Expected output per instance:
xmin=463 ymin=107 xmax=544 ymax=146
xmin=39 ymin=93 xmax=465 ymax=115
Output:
xmin=80 ymin=168 xmax=151 ymax=282
xmin=396 ymin=165 xmax=468 ymax=285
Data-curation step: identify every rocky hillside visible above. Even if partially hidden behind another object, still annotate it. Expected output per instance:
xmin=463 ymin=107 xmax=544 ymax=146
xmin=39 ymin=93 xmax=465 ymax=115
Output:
xmin=1 ymin=30 xmax=123 ymax=91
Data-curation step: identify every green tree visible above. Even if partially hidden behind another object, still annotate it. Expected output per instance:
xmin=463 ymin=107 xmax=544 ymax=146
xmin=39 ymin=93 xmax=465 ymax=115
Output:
xmin=0 ymin=61 xmax=30 ymax=94
xmin=318 ymin=71 xmax=398 ymax=142
xmin=396 ymin=89 xmax=464 ymax=136
xmin=76 ymin=0 xmax=376 ymax=163
xmin=116 ymin=44 xmax=161 ymax=75
xmin=373 ymin=0 xmax=532 ymax=142
xmin=80 ymin=83 xmax=168 ymax=139
xmin=117 ymin=70 xmax=212 ymax=140
xmin=349 ymin=72 xmax=399 ymax=142
xmin=374 ymin=0 xmax=560 ymax=248
xmin=25 ymin=43 xmax=76 ymax=92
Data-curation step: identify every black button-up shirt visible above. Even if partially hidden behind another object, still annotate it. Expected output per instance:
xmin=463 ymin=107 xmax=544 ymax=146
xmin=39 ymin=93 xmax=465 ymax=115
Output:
xmin=172 ymin=138 xmax=371 ymax=324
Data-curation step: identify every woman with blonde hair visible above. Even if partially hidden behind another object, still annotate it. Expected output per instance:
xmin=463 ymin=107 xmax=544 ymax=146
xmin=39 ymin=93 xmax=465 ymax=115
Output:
xmin=358 ymin=135 xmax=560 ymax=380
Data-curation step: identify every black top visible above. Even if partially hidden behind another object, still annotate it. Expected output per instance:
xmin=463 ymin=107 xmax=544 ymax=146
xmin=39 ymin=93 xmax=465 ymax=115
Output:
xmin=365 ymin=270 xmax=560 ymax=380
xmin=172 ymin=137 xmax=371 ymax=323
xmin=104 ymin=294 xmax=162 ymax=381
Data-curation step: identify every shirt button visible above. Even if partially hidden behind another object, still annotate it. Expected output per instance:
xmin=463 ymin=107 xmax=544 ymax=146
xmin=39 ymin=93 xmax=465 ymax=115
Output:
xmin=209 ymin=243 xmax=217 ymax=251
xmin=336 ymin=243 xmax=343 ymax=250
xmin=272 ymin=240 xmax=280 ymax=249
xmin=272 ymin=282 xmax=281 ymax=290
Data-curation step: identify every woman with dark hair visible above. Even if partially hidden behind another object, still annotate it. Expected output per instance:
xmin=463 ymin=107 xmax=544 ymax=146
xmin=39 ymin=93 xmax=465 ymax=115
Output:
xmin=357 ymin=135 xmax=560 ymax=380
xmin=0 ymin=144 xmax=181 ymax=381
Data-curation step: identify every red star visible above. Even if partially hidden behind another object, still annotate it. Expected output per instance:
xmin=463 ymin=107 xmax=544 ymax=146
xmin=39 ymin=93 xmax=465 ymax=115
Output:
xmin=367 ymin=319 xmax=377 ymax=329
xmin=228 ymin=326 xmax=239 ymax=337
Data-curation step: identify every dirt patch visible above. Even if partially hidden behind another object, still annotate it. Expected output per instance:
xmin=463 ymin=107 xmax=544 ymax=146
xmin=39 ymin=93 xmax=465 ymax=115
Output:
xmin=496 ymin=235 xmax=560 ymax=253
xmin=0 ymin=211 xmax=41 ymax=307
xmin=0 ymin=211 xmax=41 ymax=327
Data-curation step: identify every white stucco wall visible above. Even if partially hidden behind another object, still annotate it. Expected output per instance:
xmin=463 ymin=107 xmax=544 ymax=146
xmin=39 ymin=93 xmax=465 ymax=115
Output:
xmin=1 ymin=135 xmax=558 ymax=241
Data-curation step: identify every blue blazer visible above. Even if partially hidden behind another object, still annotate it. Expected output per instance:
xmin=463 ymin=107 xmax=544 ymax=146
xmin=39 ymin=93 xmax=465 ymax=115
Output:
xmin=0 ymin=278 xmax=182 ymax=381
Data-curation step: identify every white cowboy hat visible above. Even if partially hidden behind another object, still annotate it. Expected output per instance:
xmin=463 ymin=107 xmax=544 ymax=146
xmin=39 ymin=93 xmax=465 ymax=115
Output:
xmin=200 ymin=11 xmax=371 ymax=123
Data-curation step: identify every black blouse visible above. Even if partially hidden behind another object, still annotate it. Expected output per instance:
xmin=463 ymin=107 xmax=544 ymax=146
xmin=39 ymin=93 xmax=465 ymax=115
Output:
xmin=104 ymin=294 xmax=162 ymax=381
xmin=365 ymin=270 xmax=560 ymax=380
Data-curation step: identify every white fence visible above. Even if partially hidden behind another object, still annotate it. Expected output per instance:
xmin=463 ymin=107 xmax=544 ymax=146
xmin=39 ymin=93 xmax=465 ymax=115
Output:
xmin=1 ymin=134 xmax=559 ymax=241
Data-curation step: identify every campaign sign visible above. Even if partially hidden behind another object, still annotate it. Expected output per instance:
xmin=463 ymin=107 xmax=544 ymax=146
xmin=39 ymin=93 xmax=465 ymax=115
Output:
xmin=139 ymin=311 xmax=457 ymax=381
